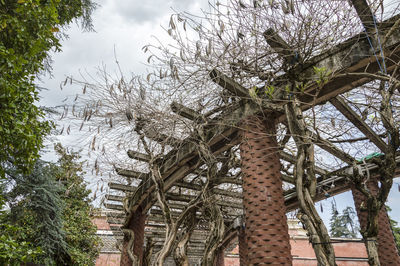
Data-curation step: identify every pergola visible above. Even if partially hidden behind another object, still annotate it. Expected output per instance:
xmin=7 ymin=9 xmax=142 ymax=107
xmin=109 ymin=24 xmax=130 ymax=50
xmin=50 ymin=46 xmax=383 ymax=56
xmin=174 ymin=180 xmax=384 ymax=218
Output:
xmin=102 ymin=1 xmax=400 ymax=265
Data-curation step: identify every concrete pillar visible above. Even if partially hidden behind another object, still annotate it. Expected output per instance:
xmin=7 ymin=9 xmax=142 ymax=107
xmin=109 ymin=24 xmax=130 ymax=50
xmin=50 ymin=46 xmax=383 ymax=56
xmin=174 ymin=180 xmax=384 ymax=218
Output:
xmin=215 ymin=248 xmax=225 ymax=266
xmin=238 ymin=226 xmax=248 ymax=266
xmin=352 ymin=179 xmax=400 ymax=266
xmin=240 ymin=115 xmax=292 ymax=265
xmin=120 ymin=207 xmax=146 ymax=266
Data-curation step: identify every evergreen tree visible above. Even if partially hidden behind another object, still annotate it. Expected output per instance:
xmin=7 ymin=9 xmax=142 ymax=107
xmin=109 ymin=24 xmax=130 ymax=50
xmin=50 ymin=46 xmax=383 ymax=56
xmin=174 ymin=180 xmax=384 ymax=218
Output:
xmin=54 ymin=143 xmax=101 ymax=265
xmin=329 ymin=203 xmax=359 ymax=238
xmin=1 ymin=145 xmax=100 ymax=265
xmin=2 ymin=160 xmax=70 ymax=265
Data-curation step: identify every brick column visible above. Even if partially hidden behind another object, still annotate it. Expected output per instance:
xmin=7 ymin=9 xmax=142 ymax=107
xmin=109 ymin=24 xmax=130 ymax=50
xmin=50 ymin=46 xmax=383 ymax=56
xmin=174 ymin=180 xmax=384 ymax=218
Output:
xmin=240 ymin=115 xmax=292 ymax=265
xmin=120 ymin=207 xmax=146 ymax=266
xmin=238 ymin=226 xmax=248 ymax=266
xmin=215 ymin=248 xmax=225 ymax=266
xmin=352 ymin=179 xmax=400 ymax=266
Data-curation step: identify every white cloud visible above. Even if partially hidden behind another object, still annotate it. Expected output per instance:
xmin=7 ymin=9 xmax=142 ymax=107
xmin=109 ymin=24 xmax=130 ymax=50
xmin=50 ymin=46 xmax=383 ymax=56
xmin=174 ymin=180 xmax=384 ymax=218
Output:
xmin=38 ymin=0 xmax=206 ymax=107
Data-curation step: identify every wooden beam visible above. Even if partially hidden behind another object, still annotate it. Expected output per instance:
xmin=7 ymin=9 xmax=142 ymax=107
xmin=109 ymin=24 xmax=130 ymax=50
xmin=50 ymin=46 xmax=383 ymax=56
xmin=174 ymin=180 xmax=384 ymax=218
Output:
xmin=350 ymin=0 xmax=375 ymax=30
xmin=104 ymin=203 xmax=124 ymax=211
xmin=213 ymin=176 xmax=242 ymax=186
xmin=310 ymin=131 xmax=355 ymax=164
xmin=109 ymin=182 xmax=136 ymax=192
xmin=173 ymin=181 xmax=243 ymax=199
xmin=106 ymin=191 xmax=242 ymax=209
xmin=165 ymin=193 xmax=194 ymax=202
xmin=209 ymin=70 xmax=284 ymax=112
xmin=263 ymin=28 xmax=299 ymax=64
xmin=150 ymin=209 xmax=238 ymax=220
xmin=106 ymin=194 xmax=124 ymax=202
xmin=171 ymin=101 xmax=201 ymax=121
xmin=127 ymin=150 xmax=151 ymax=162
xmin=281 ymin=174 xmax=295 ymax=184
xmin=209 ymin=69 xmax=249 ymax=98
xmin=107 ymin=192 xmax=194 ymax=203
xmin=146 ymin=231 xmax=209 ymax=240
xmin=115 ymin=168 xmax=148 ymax=179
xmin=143 ymin=127 xmax=181 ymax=147
xmin=280 ymin=122 xmax=354 ymax=165
xmin=330 ymin=96 xmax=387 ymax=152
xmin=279 ymin=151 xmax=327 ymax=176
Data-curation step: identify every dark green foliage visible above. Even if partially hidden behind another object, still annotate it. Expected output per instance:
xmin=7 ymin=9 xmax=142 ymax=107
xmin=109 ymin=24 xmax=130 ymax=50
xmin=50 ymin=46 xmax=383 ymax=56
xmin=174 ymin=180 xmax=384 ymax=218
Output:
xmin=329 ymin=203 xmax=359 ymax=238
xmin=0 ymin=1 xmax=97 ymax=264
xmin=4 ymin=160 xmax=70 ymax=265
xmin=0 ymin=223 xmax=43 ymax=265
xmin=54 ymin=143 xmax=101 ymax=265
xmin=1 ymin=145 xmax=100 ymax=265
xmin=0 ymin=0 xmax=96 ymax=177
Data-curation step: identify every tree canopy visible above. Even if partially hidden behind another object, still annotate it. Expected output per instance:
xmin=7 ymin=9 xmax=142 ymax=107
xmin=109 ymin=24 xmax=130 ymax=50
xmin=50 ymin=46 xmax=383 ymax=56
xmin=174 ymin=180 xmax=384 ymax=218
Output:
xmin=0 ymin=144 xmax=100 ymax=265
xmin=330 ymin=203 xmax=359 ymax=239
xmin=0 ymin=0 xmax=96 ymax=177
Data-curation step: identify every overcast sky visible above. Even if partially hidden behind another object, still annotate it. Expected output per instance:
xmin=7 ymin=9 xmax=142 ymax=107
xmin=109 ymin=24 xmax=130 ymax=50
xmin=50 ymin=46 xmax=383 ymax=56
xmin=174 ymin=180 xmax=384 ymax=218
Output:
xmin=36 ymin=0 xmax=400 ymax=224
xmin=38 ymin=0 xmax=208 ymax=107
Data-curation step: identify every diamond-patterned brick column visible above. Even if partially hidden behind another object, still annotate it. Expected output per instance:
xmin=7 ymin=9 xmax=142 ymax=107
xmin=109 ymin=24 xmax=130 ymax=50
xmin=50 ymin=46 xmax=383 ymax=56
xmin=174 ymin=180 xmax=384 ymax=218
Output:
xmin=120 ymin=207 xmax=146 ymax=266
xmin=240 ymin=115 xmax=292 ymax=265
xmin=352 ymin=179 xmax=400 ymax=266
xmin=238 ymin=226 xmax=248 ymax=265
xmin=215 ymin=248 xmax=225 ymax=266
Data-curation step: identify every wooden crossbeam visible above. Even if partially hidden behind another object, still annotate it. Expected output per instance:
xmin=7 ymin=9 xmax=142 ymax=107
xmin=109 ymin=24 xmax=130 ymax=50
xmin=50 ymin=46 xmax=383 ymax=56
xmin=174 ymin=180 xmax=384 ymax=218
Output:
xmin=350 ymin=0 xmax=375 ymax=30
xmin=109 ymin=182 xmax=136 ymax=192
xmin=104 ymin=203 xmax=124 ymax=211
xmin=310 ymin=131 xmax=355 ymax=164
xmin=209 ymin=69 xmax=249 ymax=98
xmin=279 ymin=128 xmax=354 ymax=166
xmin=263 ymin=28 xmax=300 ymax=64
xmin=106 ymin=194 xmax=124 ymax=202
xmin=330 ymin=96 xmax=387 ymax=152
xmin=171 ymin=101 xmax=202 ymax=121
xmin=173 ymin=181 xmax=243 ymax=199
xmin=115 ymin=168 xmax=148 ymax=179
xmin=280 ymin=151 xmax=327 ymax=175
xmin=165 ymin=193 xmax=194 ymax=202
xmin=146 ymin=231 xmax=209 ymax=240
xmin=127 ymin=150 xmax=151 ymax=162
xmin=213 ymin=176 xmax=242 ymax=186
xmin=109 ymin=177 xmax=242 ymax=200
xmin=281 ymin=174 xmax=295 ymax=184
xmin=143 ymin=127 xmax=181 ymax=147
xmin=106 ymin=192 xmax=242 ymax=209
xmin=150 ymin=209 xmax=238 ymax=220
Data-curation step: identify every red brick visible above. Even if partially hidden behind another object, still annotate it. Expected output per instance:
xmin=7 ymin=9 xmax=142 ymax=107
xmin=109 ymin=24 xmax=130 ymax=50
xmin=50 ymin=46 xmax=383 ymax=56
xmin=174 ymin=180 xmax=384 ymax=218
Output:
xmin=96 ymin=254 xmax=121 ymax=265
xmin=92 ymin=217 xmax=111 ymax=230
xmin=120 ymin=207 xmax=146 ymax=266
xmin=352 ymin=179 xmax=400 ymax=266
xmin=240 ymin=115 xmax=292 ymax=265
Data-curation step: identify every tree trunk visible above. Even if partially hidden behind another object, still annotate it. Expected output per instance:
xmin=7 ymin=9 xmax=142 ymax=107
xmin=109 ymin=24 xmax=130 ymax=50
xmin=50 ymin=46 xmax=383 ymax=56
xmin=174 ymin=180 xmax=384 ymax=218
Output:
xmin=285 ymin=98 xmax=337 ymax=266
xmin=365 ymin=237 xmax=380 ymax=266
